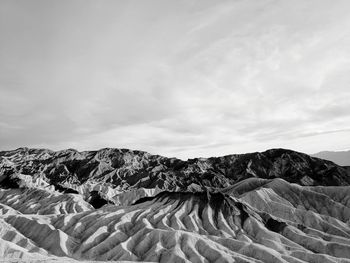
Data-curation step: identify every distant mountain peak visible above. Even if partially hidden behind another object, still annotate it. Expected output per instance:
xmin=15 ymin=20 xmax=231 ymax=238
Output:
xmin=312 ymin=150 xmax=350 ymax=166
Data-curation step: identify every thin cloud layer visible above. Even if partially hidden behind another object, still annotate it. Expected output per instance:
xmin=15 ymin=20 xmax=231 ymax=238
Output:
xmin=1 ymin=0 xmax=350 ymax=159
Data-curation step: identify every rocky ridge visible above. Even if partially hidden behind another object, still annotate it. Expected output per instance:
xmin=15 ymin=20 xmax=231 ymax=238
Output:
xmin=1 ymin=147 xmax=349 ymax=192
xmin=0 ymin=147 xmax=349 ymax=262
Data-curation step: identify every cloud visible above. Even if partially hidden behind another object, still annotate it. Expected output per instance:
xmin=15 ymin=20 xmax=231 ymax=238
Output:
xmin=1 ymin=0 xmax=350 ymax=158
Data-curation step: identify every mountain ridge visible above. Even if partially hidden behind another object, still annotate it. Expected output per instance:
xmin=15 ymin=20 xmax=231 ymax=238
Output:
xmin=1 ymin=147 xmax=349 ymax=192
xmin=1 ymin=147 xmax=350 ymax=262
xmin=313 ymin=150 xmax=350 ymax=166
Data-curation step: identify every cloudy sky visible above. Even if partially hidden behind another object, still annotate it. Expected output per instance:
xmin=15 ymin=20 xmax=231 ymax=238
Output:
xmin=1 ymin=0 xmax=350 ymax=159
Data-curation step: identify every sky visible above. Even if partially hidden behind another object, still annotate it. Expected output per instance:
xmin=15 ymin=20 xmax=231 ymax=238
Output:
xmin=1 ymin=0 xmax=350 ymax=159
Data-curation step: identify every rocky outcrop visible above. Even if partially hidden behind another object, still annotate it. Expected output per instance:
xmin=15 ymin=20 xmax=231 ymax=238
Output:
xmin=1 ymin=148 xmax=349 ymax=194
xmin=0 ymin=147 xmax=350 ymax=262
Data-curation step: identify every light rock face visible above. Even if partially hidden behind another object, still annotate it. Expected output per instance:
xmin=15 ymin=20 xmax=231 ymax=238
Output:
xmin=0 ymin=148 xmax=350 ymax=262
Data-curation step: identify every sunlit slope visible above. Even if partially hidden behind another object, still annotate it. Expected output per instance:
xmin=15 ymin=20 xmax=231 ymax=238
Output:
xmin=1 ymin=148 xmax=350 ymax=262
xmin=1 ymin=184 xmax=350 ymax=262
xmin=0 ymin=187 xmax=93 ymax=215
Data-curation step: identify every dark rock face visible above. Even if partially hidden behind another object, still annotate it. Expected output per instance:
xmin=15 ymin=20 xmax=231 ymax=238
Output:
xmin=54 ymin=184 xmax=79 ymax=194
xmin=87 ymin=190 xmax=113 ymax=209
xmin=0 ymin=147 xmax=349 ymax=192
xmin=263 ymin=215 xmax=288 ymax=233
xmin=0 ymin=174 xmax=21 ymax=189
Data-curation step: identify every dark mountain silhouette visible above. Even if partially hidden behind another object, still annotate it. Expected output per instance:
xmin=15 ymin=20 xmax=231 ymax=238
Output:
xmin=1 ymin=147 xmax=349 ymax=192
xmin=313 ymin=150 xmax=350 ymax=166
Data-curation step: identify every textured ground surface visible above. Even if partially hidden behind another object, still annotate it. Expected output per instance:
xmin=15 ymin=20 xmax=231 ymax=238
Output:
xmin=0 ymin=148 xmax=349 ymax=262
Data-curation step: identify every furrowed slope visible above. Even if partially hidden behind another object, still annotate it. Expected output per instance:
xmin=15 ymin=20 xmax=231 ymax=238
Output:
xmin=1 ymin=186 xmax=350 ymax=262
xmin=0 ymin=148 xmax=350 ymax=262
xmin=0 ymin=187 xmax=93 ymax=215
